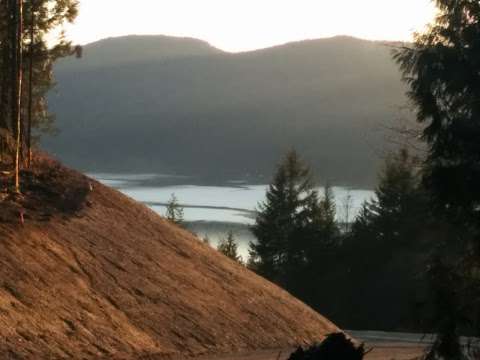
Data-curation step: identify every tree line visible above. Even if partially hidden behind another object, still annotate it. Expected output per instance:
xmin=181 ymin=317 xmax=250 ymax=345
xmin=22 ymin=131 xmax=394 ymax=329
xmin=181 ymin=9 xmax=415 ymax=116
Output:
xmin=0 ymin=0 xmax=78 ymax=192
xmin=246 ymin=148 xmax=428 ymax=327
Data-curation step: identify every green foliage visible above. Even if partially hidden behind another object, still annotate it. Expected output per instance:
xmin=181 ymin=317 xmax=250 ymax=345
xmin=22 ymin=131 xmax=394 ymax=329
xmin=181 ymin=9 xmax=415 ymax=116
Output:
xmin=250 ymin=150 xmax=313 ymax=282
xmin=217 ymin=231 xmax=242 ymax=263
xmin=394 ymin=1 xmax=480 ymax=356
xmin=249 ymin=150 xmax=339 ymax=292
xmin=0 ymin=0 xmax=78 ymax=145
xmin=165 ymin=193 xmax=184 ymax=226
xmin=347 ymin=150 xmax=429 ymax=294
xmin=309 ymin=148 xmax=433 ymax=330
xmin=393 ymin=0 xmax=480 ymax=228
xmin=351 ymin=149 xmax=428 ymax=249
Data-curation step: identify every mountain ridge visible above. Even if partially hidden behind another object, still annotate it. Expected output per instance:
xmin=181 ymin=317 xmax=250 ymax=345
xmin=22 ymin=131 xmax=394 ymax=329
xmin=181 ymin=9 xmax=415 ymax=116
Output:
xmin=45 ymin=35 xmax=409 ymax=187
xmin=56 ymin=34 xmax=223 ymax=71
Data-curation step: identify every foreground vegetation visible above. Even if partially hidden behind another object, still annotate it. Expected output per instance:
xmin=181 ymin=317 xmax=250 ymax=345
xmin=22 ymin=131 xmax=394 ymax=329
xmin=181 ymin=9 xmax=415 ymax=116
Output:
xmin=0 ymin=0 xmax=78 ymax=192
xmin=246 ymin=149 xmax=429 ymax=331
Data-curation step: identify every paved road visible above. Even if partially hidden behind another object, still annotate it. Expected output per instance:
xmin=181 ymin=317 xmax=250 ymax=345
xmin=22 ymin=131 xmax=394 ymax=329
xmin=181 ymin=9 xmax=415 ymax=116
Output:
xmin=188 ymin=345 xmax=424 ymax=360
xmin=187 ymin=332 xmax=428 ymax=360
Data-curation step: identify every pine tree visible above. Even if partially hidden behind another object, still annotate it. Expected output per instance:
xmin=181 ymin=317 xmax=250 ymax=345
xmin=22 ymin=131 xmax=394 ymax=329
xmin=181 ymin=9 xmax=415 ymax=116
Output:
xmin=0 ymin=0 xmax=78 ymax=170
xmin=165 ymin=193 xmax=184 ymax=226
xmin=217 ymin=231 xmax=242 ymax=263
xmin=294 ymin=183 xmax=338 ymax=264
xmin=294 ymin=183 xmax=340 ymax=301
xmin=21 ymin=0 xmax=79 ymax=150
xmin=350 ymin=149 xmax=427 ymax=250
xmin=249 ymin=150 xmax=330 ymax=290
xmin=394 ymin=3 xmax=480 ymax=354
xmin=393 ymin=0 xmax=480 ymax=232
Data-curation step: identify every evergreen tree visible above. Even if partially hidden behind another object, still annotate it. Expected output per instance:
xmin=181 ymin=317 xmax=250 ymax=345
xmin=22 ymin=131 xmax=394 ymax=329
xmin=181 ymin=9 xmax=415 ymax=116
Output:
xmin=0 ymin=0 xmax=78 ymax=168
xmin=346 ymin=149 xmax=428 ymax=300
xmin=340 ymin=189 xmax=353 ymax=234
xmin=217 ymin=231 xmax=242 ymax=263
xmin=165 ymin=193 xmax=184 ymax=226
xmin=22 ymin=0 xmax=79 ymax=147
xmin=394 ymin=2 xmax=480 ymax=355
xmin=250 ymin=150 xmax=336 ymax=291
xmin=296 ymin=183 xmax=340 ymax=302
xmin=350 ymin=149 xmax=427 ymax=251
xmin=301 ymin=184 xmax=339 ymax=268
xmin=338 ymin=149 xmax=431 ymax=330
xmin=318 ymin=185 xmax=338 ymax=245
xmin=250 ymin=150 xmax=313 ymax=282
xmin=393 ymin=0 xmax=480 ymax=232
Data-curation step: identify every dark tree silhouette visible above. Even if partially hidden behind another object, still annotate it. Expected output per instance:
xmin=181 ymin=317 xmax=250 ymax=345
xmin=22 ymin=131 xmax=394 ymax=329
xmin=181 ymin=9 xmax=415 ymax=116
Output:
xmin=165 ymin=193 xmax=184 ymax=226
xmin=393 ymin=0 xmax=480 ymax=233
xmin=394 ymin=1 xmax=480 ymax=357
xmin=249 ymin=150 xmax=338 ymax=294
xmin=288 ymin=333 xmax=366 ymax=360
xmin=217 ymin=231 xmax=242 ymax=263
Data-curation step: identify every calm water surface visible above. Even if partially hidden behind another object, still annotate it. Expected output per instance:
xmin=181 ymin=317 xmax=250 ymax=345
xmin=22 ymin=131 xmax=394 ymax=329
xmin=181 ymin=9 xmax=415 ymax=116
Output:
xmin=91 ymin=173 xmax=375 ymax=259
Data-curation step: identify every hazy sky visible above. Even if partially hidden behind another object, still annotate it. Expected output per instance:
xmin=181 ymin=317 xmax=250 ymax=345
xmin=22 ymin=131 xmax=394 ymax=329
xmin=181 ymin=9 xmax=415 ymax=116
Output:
xmin=66 ymin=0 xmax=437 ymax=52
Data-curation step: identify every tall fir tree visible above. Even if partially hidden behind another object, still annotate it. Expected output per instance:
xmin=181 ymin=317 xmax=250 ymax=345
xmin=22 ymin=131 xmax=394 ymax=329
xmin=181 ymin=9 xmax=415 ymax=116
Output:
xmin=299 ymin=184 xmax=338 ymax=268
xmin=339 ymin=148 xmax=431 ymax=330
xmin=393 ymin=0 xmax=480 ymax=235
xmin=350 ymin=149 xmax=427 ymax=252
xmin=217 ymin=231 xmax=242 ymax=263
xmin=250 ymin=150 xmax=311 ymax=282
xmin=394 ymin=2 xmax=480 ymax=356
xmin=250 ymin=150 xmax=337 ymax=292
xmin=165 ymin=193 xmax=184 ymax=226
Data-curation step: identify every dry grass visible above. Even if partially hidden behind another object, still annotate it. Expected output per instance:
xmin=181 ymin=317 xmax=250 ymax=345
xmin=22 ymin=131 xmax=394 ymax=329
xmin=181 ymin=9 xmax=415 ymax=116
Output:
xmin=0 ymin=155 xmax=338 ymax=359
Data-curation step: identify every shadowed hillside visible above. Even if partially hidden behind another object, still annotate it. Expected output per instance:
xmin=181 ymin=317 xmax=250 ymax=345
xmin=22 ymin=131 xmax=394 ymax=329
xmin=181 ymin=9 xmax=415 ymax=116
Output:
xmin=45 ymin=35 xmax=408 ymax=187
xmin=0 ymin=156 xmax=338 ymax=359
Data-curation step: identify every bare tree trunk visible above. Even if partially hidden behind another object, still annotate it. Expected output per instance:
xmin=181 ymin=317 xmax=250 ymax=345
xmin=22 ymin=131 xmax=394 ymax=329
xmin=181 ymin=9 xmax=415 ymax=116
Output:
xmin=13 ymin=0 xmax=23 ymax=193
xmin=27 ymin=0 xmax=34 ymax=167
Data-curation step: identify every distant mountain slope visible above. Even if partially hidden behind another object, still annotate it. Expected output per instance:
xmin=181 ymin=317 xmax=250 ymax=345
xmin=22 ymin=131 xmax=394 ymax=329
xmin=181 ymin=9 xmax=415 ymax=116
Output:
xmin=45 ymin=35 xmax=408 ymax=187
xmin=0 ymin=156 xmax=338 ymax=359
xmin=55 ymin=35 xmax=222 ymax=70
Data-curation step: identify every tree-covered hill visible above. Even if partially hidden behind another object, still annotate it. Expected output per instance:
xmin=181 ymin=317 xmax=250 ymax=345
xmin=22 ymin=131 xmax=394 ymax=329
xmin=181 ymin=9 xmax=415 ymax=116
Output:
xmin=45 ymin=35 xmax=408 ymax=187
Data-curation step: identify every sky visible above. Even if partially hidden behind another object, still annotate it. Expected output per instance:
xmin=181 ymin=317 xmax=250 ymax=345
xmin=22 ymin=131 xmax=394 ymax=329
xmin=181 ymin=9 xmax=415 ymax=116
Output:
xmin=65 ymin=0 xmax=437 ymax=53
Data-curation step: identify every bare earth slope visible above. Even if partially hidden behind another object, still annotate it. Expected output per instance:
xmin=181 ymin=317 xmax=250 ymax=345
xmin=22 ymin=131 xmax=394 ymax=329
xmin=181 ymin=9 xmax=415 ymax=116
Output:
xmin=0 ymin=158 xmax=338 ymax=359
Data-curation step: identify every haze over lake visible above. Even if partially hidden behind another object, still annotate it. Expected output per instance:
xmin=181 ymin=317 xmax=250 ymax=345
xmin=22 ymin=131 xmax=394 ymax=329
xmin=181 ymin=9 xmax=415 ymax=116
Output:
xmin=92 ymin=173 xmax=375 ymax=258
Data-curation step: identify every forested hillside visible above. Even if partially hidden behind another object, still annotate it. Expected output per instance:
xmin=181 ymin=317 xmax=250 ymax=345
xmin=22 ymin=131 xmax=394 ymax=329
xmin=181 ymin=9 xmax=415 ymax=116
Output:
xmin=45 ymin=35 xmax=408 ymax=187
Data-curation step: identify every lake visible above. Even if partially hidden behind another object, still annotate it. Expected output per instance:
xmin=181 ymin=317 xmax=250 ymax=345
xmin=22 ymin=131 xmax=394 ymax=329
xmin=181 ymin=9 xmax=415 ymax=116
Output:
xmin=91 ymin=173 xmax=375 ymax=259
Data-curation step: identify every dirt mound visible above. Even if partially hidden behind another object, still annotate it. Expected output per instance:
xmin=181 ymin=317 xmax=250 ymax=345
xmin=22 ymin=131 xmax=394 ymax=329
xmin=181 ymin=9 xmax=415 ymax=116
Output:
xmin=0 ymin=156 xmax=339 ymax=359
